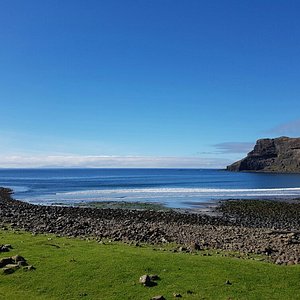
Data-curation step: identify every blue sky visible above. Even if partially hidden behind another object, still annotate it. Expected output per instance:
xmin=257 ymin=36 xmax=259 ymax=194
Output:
xmin=1 ymin=0 xmax=300 ymax=168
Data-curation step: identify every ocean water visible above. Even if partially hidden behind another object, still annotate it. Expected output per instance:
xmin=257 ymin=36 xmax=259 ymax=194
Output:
xmin=1 ymin=168 xmax=300 ymax=208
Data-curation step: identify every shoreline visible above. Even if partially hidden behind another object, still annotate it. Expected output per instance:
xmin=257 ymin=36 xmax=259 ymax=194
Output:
xmin=1 ymin=187 xmax=300 ymax=265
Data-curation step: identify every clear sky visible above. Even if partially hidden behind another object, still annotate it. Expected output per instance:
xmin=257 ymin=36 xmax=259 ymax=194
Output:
xmin=1 ymin=0 xmax=300 ymax=168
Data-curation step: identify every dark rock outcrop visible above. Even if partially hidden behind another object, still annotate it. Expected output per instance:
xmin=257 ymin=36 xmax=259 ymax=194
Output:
xmin=227 ymin=136 xmax=300 ymax=172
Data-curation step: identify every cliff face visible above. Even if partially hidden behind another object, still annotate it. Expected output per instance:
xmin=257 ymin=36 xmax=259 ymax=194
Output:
xmin=227 ymin=137 xmax=300 ymax=173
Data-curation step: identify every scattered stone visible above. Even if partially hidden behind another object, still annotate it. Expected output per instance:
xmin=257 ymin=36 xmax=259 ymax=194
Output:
xmin=287 ymin=260 xmax=295 ymax=266
xmin=17 ymin=260 xmax=28 ymax=267
xmin=2 ymin=267 xmax=16 ymax=275
xmin=0 ymin=245 xmax=10 ymax=252
xmin=149 ymin=274 xmax=159 ymax=281
xmin=0 ymin=252 xmax=33 ymax=274
xmin=225 ymin=280 xmax=232 ymax=285
xmin=173 ymin=293 xmax=182 ymax=297
xmin=190 ymin=242 xmax=201 ymax=251
xmin=0 ymin=257 xmax=13 ymax=268
xmin=139 ymin=274 xmax=151 ymax=286
xmin=11 ymin=255 xmax=26 ymax=263
xmin=264 ymin=247 xmax=273 ymax=256
xmin=23 ymin=265 xmax=36 ymax=271
xmin=4 ymin=264 xmax=19 ymax=271
xmin=151 ymin=296 xmax=165 ymax=300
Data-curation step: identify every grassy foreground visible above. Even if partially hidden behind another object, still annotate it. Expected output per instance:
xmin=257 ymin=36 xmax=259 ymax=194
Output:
xmin=0 ymin=229 xmax=300 ymax=300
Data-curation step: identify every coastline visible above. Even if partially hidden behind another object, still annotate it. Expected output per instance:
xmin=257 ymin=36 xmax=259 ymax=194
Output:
xmin=1 ymin=187 xmax=300 ymax=265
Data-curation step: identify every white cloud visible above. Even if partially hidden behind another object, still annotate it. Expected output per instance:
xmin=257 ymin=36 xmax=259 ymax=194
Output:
xmin=0 ymin=155 xmax=231 ymax=169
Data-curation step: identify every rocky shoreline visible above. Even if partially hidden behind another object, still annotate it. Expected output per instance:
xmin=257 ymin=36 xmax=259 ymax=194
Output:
xmin=1 ymin=187 xmax=300 ymax=265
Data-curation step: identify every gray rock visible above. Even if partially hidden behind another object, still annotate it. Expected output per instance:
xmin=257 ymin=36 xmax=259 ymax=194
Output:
xmin=11 ymin=255 xmax=26 ymax=263
xmin=149 ymin=274 xmax=159 ymax=281
xmin=0 ymin=245 xmax=10 ymax=252
xmin=139 ymin=274 xmax=151 ymax=286
xmin=2 ymin=267 xmax=16 ymax=275
xmin=190 ymin=242 xmax=201 ymax=251
xmin=0 ymin=257 xmax=13 ymax=268
xmin=23 ymin=265 xmax=36 ymax=271
xmin=4 ymin=264 xmax=19 ymax=271
xmin=173 ymin=293 xmax=182 ymax=297
xmin=1 ymin=264 xmax=19 ymax=275
xmin=17 ymin=260 xmax=28 ymax=267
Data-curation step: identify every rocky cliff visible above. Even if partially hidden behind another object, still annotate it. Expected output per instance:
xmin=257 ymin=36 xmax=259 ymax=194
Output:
xmin=227 ymin=137 xmax=300 ymax=173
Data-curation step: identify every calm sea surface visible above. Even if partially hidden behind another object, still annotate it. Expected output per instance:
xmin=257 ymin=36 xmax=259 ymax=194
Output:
xmin=1 ymin=168 xmax=300 ymax=208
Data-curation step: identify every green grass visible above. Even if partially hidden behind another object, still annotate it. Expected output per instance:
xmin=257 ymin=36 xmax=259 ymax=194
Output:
xmin=0 ymin=229 xmax=300 ymax=300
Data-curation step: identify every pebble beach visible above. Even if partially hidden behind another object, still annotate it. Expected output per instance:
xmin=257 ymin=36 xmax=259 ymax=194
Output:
xmin=1 ymin=187 xmax=300 ymax=265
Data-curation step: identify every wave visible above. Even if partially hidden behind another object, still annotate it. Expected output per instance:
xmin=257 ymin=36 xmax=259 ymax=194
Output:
xmin=6 ymin=186 xmax=31 ymax=193
xmin=61 ymin=187 xmax=300 ymax=196
xmin=22 ymin=186 xmax=300 ymax=208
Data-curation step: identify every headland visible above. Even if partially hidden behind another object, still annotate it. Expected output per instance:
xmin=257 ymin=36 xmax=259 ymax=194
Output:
xmin=227 ymin=136 xmax=300 ymax=173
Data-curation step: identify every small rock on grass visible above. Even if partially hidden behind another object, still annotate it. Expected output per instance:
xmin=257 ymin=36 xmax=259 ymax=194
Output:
xmin=139 ymin=274 xmax=151 ymax=286
xmin=0 ymin=257 xmax=13 ymax=268
xmin=190 ymin=242 xmax=201 ymax=251
xmin=173 ymin=293 xmax=182 ymax=297
xmin=151 ymin=296 xmax=165 ymax=300
xmin=17 ymin=260 xmax=28 ymax=267
xmin=0 ymin=244 xmax=12 ymax=252
xmin=11 ymin=255 xmax=26 ymax=263
xmin=3 ymin=264 xmax=19 ymax=270
xmin=23 ymin=265 xmax=36 ymax=271
xmin=2 ymin=267 xmax=16 ymax=275
xmin=0 ymin=255 xmax=34 ymax=274
xmin=149 ymin=274 xmax=159 ymax=281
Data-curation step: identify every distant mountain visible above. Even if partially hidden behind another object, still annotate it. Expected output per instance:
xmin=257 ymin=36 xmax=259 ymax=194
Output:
xmin=227 ymin=137 xmax=300 ymax=173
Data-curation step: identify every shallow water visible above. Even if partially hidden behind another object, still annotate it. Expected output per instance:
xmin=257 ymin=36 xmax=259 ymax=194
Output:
xmin=1 ymin=168 xmax=300 ymax=208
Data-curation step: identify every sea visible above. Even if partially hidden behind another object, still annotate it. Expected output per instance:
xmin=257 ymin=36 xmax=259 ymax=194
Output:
xmin=1 ymin=168 xmax=300 ymax=209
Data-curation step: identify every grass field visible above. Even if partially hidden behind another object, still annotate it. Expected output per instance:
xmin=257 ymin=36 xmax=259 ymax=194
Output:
xmin=0 ymin=229 xmax=300 ymax=300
